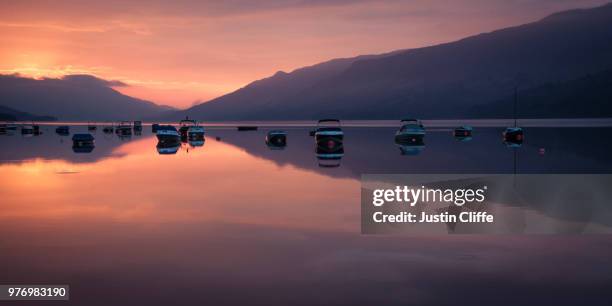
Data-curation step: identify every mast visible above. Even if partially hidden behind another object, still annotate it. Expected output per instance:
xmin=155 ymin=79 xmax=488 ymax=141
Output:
xmin=514 ymin=87 xmax=518 ymax=128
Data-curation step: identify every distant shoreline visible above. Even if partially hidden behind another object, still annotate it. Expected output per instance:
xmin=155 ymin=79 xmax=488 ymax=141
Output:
xmin=3 ymin=118 xmax=612 ymax=128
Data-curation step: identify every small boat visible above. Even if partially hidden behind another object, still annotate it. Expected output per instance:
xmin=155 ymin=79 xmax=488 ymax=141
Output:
xmin=72 ymin=134 xmax=95 ymax=153
xmin=156 ymin=125 xmax=180 ymax=144
xmin=395 ymin=119 xmax=425 ymax=143
xmin=503 ymin=127 xmax=524 ymax=147
xmin=179 ymin=118 xmax=197 ymax=137
xmin=72 ymin=133 xmax=95 ymax=147
xmin=88 ymin=122 xmax=97 ymax=131
xmin=187 ymin=124 xmax=205 ymax=140
xmin=156 ymin=142 xmax=180 ymax=155
xmin=454 ymin=126 xmax=472 ymax=137
xmin=151 ymin=123 xmax=160 ymax=133
xmin=21 ymin=124 xmax=34 ymax=135
xmin=102 ymin=125 xmax=114 ymax=133
xmin=503 ymin=87 xmax=523 ymax=147
xmin=133 ymin=120 xmax=143 ymax=131
xmin=237 ymin=126 xmax=258 ymax=131
xmin=266 ymin=130 xmax=287 ymax=149
xmin=316 ymin=146 xmax=344 ymax=168
xmin=314 ymin=119 xmax=343 ymax=145
xmin=32 ymin=123 xmax=41 ymax=135
xmin=115 ymin=121 xmax=132 ymax=136
xmin=55 ymin=125 xmax=70 ymax=135
xmin=5 ymin=122 xmax=18 ymax=130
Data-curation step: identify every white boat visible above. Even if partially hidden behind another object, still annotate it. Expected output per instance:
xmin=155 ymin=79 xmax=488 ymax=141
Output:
xmin=156 ymin=125 xmax=180 ymax=143
xmin=314 ymin=119 xmax=343 ymax=144
xmin=179 ymin=118 xmax=196 ymax=137
xmin=187 ymin=125 xmax=205 ymax=140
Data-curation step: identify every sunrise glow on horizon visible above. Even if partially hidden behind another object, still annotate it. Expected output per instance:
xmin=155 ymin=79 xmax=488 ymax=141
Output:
xmin=1 ymin=0 xmax=609 ymax=109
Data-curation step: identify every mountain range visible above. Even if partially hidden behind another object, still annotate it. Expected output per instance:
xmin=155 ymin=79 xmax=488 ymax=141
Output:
xmin=0 ymin=104 xmax=57 ymax=121
xmin=164 ymin=2 xmax=612 ymax=120
xmin=0 ymin=74 xmax=173 ymax=121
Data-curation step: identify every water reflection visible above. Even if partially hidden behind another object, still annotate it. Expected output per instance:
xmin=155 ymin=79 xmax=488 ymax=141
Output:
xmin=157 ymin=141 xmax=180 ymax=154
xmin=395 ymin=138 xmax=426 ymax=155
xmin=316 ymin=145 xmax=344 ymax=167
xmin=3 ymin=125 xmax=612 ymax=174
xmin=1 ymin=123 xmax=612 ymax=305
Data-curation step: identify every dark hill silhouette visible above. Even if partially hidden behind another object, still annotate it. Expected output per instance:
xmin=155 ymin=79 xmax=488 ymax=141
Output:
xmin=169 ymin=3 xmax=612 ymax=120
xmin=0 ymin=74 xmax=174 ymax=120
xmin=475 ymin=69 xmax=612 ymax=118
xmin=0 ymin=104 xmax=56 ymax=121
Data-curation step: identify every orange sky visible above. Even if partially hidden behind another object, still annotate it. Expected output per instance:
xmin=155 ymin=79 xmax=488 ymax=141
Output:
xmin=0 ymin=0 xmax=608 ymax=109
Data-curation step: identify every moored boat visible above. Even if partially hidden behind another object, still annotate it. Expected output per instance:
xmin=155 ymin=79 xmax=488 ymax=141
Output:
xmin=156 ymin=125 xmax=180 ymax=144
xmin=115 ymin=121 xmax=132 ymax=136
xmin=395 ymin=119 xmax=425 ymax=143
xmin=32 ymin=123 xmax=41 ymax=135
xmin=133 ymin=120 xmax=143 ymax=131
xmin=454 ymin=126 xmax=472 ymax=137
xmin=187 ymin=124 xmax=205 ymax=140
xmin=5 ymin=122 xmax=18 ymax=130
xmin=21 ymin=124 xmax=34 ymax=135
xmin=71 ymin=134 xmax=95 ymax=153
xmin=503 ymin=127 xmax=524 ymax=147
xmin=55 ymin=125 xmax=70 ymax=135
xmin=266 ymin=130 xmax=287 ymax=149
xmin=314 ymin=119 xmax=343 ymax=145
xmin=179 ymin=118 xmax=196 ymax=137
xmin=504 ymin=87 xmax=524 ymax=147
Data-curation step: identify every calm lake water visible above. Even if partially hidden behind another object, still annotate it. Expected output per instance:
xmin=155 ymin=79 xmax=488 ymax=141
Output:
xmin=1 ymin=121 xmax=612 ymax=305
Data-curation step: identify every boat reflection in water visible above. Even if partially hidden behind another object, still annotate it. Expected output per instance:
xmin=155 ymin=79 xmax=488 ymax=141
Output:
xmin=102 ymin=124 xmax=114 ymax=134
xmin=188 ymin=139 xmax=205 ymax=148
xmin=315 ymin=144 xmax=344 ymax=168
xmin=395 ymin=138 xmax=425 ymax=155
xmin=156 ymin=141 xmax=180 ymax=155
xmin=265 ymin=130 xmax=287 ymax=150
